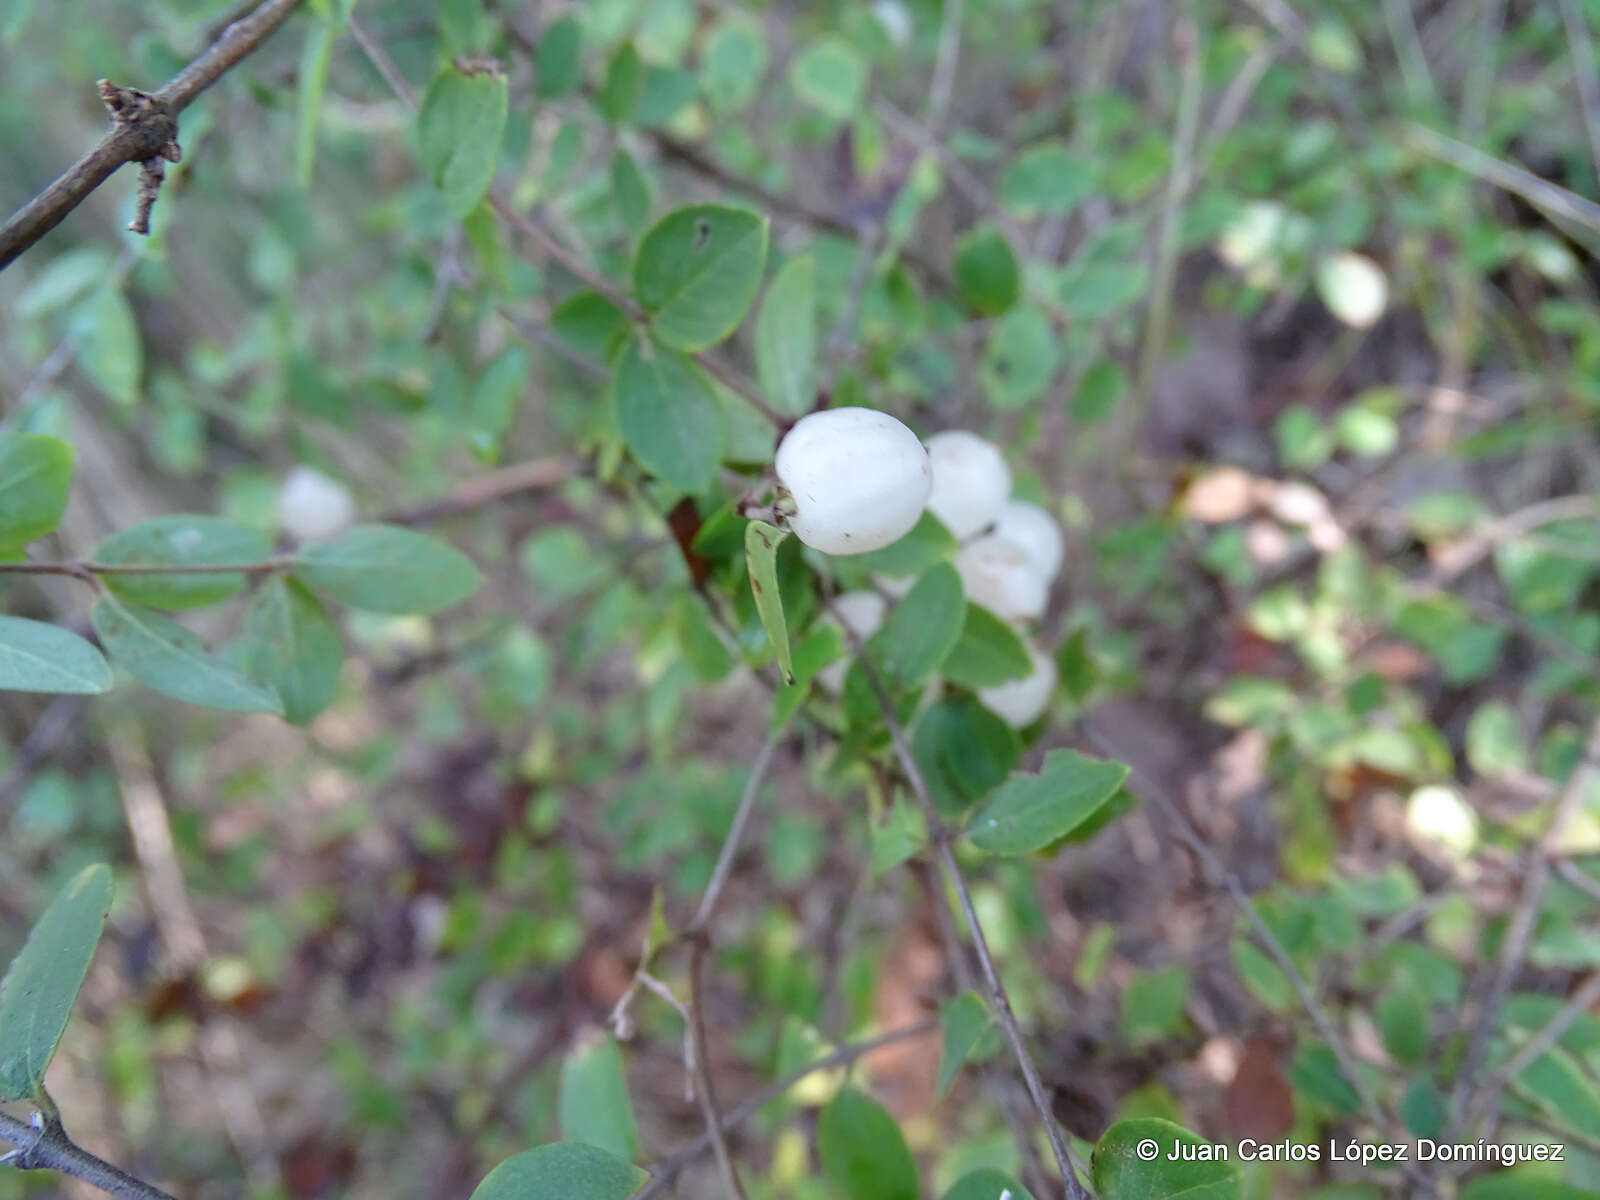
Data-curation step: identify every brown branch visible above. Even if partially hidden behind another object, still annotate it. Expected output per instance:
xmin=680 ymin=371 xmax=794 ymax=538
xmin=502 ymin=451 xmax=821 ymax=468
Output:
xmin=0 ymin=1109 xmax=176 ymax=1200
xmin=0 ymin=0 xmax=304 ymax=271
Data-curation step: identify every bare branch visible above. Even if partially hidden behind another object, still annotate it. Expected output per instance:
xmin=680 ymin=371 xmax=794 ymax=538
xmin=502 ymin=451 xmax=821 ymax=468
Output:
xmin=0 ymin=1109 xmax=177 ymax=1200
xmin=0 ymin=0 xmax=304 ymax=271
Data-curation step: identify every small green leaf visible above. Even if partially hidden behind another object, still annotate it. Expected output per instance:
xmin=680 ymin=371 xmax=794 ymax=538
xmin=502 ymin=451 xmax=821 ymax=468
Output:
xmin=789 ymin=36 xmax=867 ymax=120
xmin=559 ymin=1035 xmax=641 ymax=1164
xmin=873 ymin=562 xmax=964 ymax=683
xmin=295 ymin=14 xmax=340 ymax=184
xmin=1375 ymin=986 xmax=1428 ymax=1068
xmin=817 ymin=1087 xmax=920 ymax=1200
xmin=611 ymin=149 xmax=652 ymax=235
xmin=849 ymin=511 xmax=957 ymax=578
xmin=292 ymin=524 xmax=482 ymax=615
xmin=745 ymin=520 xmax=794 ymax=683
xmin=93 ymin=595 xmax=283 ymax=714
xmin=535 ymin=14 xmax=582 ymax=98
xmin=1121 ymin=966 xmax=1191 ymax=1045
xmin=1072 ymin=359 xmax=1128 ymax=426
xmin=967 ymin=748 xmax=1129 ymax=855
xmin=633 ymin=204 xmax=769 ymax=351
xmin=1092 ymin=1119 xmax=1240 ymax=1199
xmin=69 ymin=285 xmax=142 ymax=405
xmin=999 ymin=140 xmax=1095 ymax=219
xmin=94 ymin=515 xmax=272 ymax=610
xmin=0 ymin=864 xmax=113 ymax=1101
xmin=755 ymin=255 xmax=816 ymax=417
xmin=953 ymin=225 xmax=1020 ymax=317
xmin=417 ymin=63 xmax=509 ymax=219
xmin=14 ymin=247 xmax=110 ymax=318
xmin=701 ymin=13 xmax=767 ymax=112
xmin=239 ymin=577 xmax=342 ymax=725
xmin=941 ymin=1169 xmax=1036 ymax=1200
xmin=0 ymin=617 xmax=112 ymax=695
xmin=868 ymin=794 xmax=926 ymax=878
xmin=1510 ymin=1044 xmax=1600 ymax=1141
xmin=598 ymin=42 xmax=643 ymax=122
xmin=913 ymin=696 xmax=1020 ymax=818
xmin=936 ymin=991 xmax=992 ymax=1100
xmin=942 ymin=604 xmax=1033 ymax=690
xmin=0 ymin=433 xmax=73 ymax=549
xmin=468 ymin=1142 xmax=647 ymax=1200
xmin=980 ymin=306 xmax=1059 ymax=409
xmin=614 ymin=337 xmax=727 ymax=492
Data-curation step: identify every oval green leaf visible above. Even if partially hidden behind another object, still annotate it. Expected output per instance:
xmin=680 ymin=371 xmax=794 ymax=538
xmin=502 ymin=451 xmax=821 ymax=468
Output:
xmin=914 ymin=696 xmax=1021 ymax=818
xmin=469 ymin=1142 xmax=647 ymax=1200
xmin=417 ymin=63 xmax=509 ymax=219
xmin=613 ymin=336 xmax=727 ymax=493
xmin=558 ymin=1035 xmax=641 ymax=1165
xmin=873 ymin=562 xmax=964 ymax=684
xmin=0 ymin=864 xmax=114 ymax=1101
xmin=1091 ymin=1118 xmax=1240 ymax=1200
xmin=292 ymin=524 xmax=483 ymax=615
xmin=633 ymin=204 xmax=769 ymax=351
xmin=238 ymin=576 xmax=342 ymax=725
xmin=953 ymin=226 xmax=1020 ymax=317
xmin=966 ymin=748 xmax=1129 ymax=855
xmin=817 ymin=1086 xmax=920 ymax=1200
xmin=0 ymin=433 xmax=73 ymax=552
xmin=746 ymin=520 xmax=794 ymax=684
xmin=94 ymin=515 xmax=272 ymax=610
xmin=0 ymin=616 xmax=112 ymax=695
xmin=936 ymin=990 xmax=993 ymax=1100
xmin=941 ymin=604 xmax=1033 ymax=690
xmin=755 ymin=254 xmax=816 ymax=416
xmin=941 ymin=1168 xmax=1036 ymax=1200
xmin=92 ymin=594 xmax=283 ymax=714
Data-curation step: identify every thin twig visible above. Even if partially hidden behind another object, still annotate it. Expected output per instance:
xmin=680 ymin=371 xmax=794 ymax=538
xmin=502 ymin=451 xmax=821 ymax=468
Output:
xmin=925 ymin=0 xmax=965 ymax=134
xmin=1558 ymin=0 xmax=1600 ymax=189
xmin=0 ymin=558 xmax=286 ymax=579
xmin=633 ymin=1020 xmax=938 ymax=1200
xmin=0 ymin=0 xmax=304 ymax=269
xmin=0 ymin=1110 xmax=177 ymax=1200
xmin=687 ymin=938 xmax=749 ymax=1200
xmin=692 ymin=731 xmax=782 ymax=932
xmin=1464 ymin=969 xmax=1600 ymax=1134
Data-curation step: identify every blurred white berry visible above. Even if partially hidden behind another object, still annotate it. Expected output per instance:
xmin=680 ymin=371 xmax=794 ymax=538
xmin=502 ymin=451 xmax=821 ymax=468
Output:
xmin=870 ymin=0 xmax=913 ymax=47
xmin=775 ymin=408 xmax=932 ymax=555
xmin=815 ymin=590 xmax=888 ymax=694
xmin=977 ymin=641 xmax=1058 ymax=728
xmin=278 ymin=466 xmax=355 ymax=541
xmin=925 ymin=431 xmax=1011 ymax=540
xmin=955 ymin=536 xmax=1049 ymax=622
xmin=990 ymin=500 xmax=1064 ymax=583
xmin=1315 ymin=251 xmax=1388 ymax=329
xmin=1264 ymin=480 xmax=1332 ymax=526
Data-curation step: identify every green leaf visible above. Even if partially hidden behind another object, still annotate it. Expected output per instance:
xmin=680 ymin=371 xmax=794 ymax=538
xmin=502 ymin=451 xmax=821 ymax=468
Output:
xmin=1511 ymin=1044 xmax=1600 ymax=1141
xmin=1091 ymin=1119 xmax=1240 ymax=1199
xmin=868 ymin=794 xmax=926 ymax=878
xmin=416 ymin=63 xmax=509 ymax=219
xmin=941 ymin=1169 xmax=1036 ymax=1200
xmin=0 ymin=617 xmax=112 ymax=695
xmin=942 ymin=604 xmax=1033 ymax=690
xmin=967 ymin=748 xmax=1129 ymax=855
xmin=295 ymin=14 xmax=339 ymax=184
xmin=999 ymin=140 xmax=1095 ymax=219
xmin=745 ymin=520 xmax=794 ymax=684
xmin=1072 ymin=359 xmax=1127 ymax=426
xmin=873 ymin=563 xmax=964 ymax=683
xmin=1460 ymin=1167 xmax=1598 ymax=1200
xmin=468 ymin=1142 xmax=647 ymax=1200
xmin=953 ymin=226 xmax=1020 ymax=317
xmin=849 ymin=511 xmax=957 ymax=578
xmin=14 ymin=247 xmax=110 ymax=318
xmin=611 ymin=149 xmax=651 ymax=235
xmin=789 ymin=36 xmax=867 ymax=120
xmin=936 ymin=991 xmax=993 ymax=1100
xmin=69 ymin=285 xmax=142 ymax=405
xmin=239 ymin=577 xmax=342 ymax=725
xmin=1375 ymin=987 xmax=1427 ymax=1067
xmin=613 ymin=337 xmax=727 ymax=493
xmin=558 ymin=1035 xmax=641 ymax=1164
xmin=0 ymin=433 xmax=72 ymax=549
xmin=93 ymin=515 xmax=272 ymax=610
xmin=0 ymin=864 xmax=113 ymax=1101
xmin=92 ymin=595 xmax=283 ymax=714
xmin=1121 ymin=966 xmax=1191 ymax=1045
xmin=702 ymin=14 xmax=767 ymax=112
xmin=598 ymin=42 xmax=643 ymax=122
xmin=914 ymin=696 xmax=1021 ymax=818
xmin=817 ymin=1087 xmax=920 ymax=1200
xmin=980 ymin=306 xmax=1059 ymax=409
xmin=292 ymin=524 xmax=482 ymax=615
xmin=535 ymin=14 xmax=582 ymax=98
xmin=633 ymin=204 xmax=769 ymax=351
xmin=755 ymin=255 xmax=816 ymax=417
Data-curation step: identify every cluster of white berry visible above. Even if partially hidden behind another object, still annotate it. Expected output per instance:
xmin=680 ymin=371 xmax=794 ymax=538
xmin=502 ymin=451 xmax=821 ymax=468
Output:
xmin=774 ymin=409 xmax=1064 ymax=728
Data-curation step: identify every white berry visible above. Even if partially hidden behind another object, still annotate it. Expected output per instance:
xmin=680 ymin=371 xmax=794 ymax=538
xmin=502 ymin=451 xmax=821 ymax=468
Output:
xmin=978 ymin=641 xmax=1057 ymax=728
xmin=925 ymin=431 xmax=1011 ymax=540
xmin=278 ymin=466 xmax=356 ymax=541
xmin=990 ymin=500 xmax=1064 ymax=583
xmin=816 ymin=590 xmax=888 ymax=694
xmin=956 ymin=535 xmax=1049 ymax=622
xmin=775 ymin=408 xmax=931 ymax=555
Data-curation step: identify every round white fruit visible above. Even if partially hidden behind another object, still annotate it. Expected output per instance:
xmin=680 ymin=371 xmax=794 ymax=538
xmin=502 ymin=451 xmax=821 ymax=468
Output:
xmin=978 ymin=641 xmax=1057 ymax=728
xmin=990 ymin=500 xmax=1064 ymax=583
xmin=775 ymin=408 xmax=932 ymax=555
xmin=925 ymin=431 xmax=1011 ymax=540
xmin=955 ymin=535 xmax=1049 ymax=622
xmin=815 ymin=590 xmax=888 ymax=694
xmin=278 ymin=465 xmax=356 ymax=541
